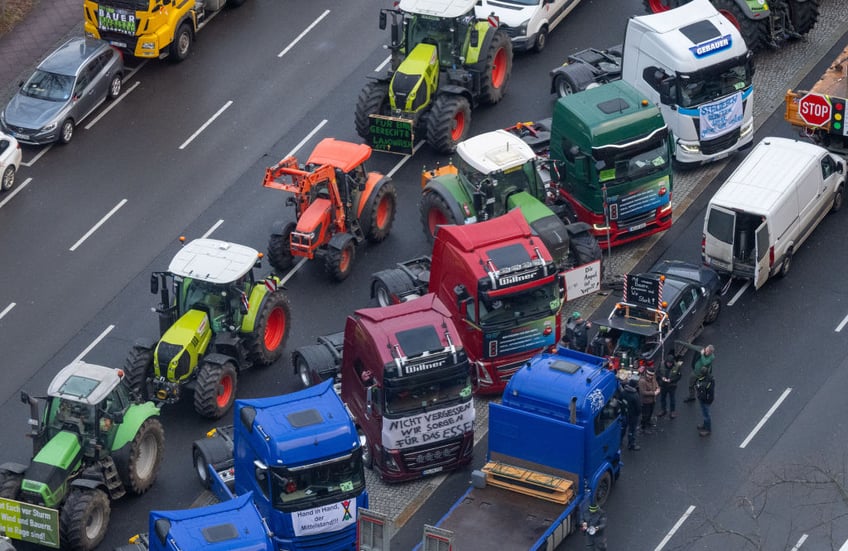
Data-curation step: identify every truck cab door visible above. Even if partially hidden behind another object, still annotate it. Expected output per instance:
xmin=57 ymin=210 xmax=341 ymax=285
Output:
xmin=753 ymin=220 xmax=770 ymax=289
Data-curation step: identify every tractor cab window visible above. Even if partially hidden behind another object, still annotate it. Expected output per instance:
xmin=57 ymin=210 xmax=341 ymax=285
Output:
xmin=54 ymin=399 xmax=96 ymax=437
xmin=183 ymin=280 xmax=234 ymax=333
xmin=407 ymin=15 xmax=455 ymax=65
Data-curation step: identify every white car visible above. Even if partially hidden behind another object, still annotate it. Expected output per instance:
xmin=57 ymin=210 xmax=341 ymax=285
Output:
xmin=475 ymin=0 xmax=582 ymax=52
xmin=0 ymin=131 xmax=22 ymax=192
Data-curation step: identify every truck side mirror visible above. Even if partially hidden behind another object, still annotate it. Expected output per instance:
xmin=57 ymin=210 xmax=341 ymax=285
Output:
xmin=154 ymin=519 xmax=171 ymax=544
xmin=240 ymin=406 xmax=257 ymax=432
xmin=470 ymin=28 xmax=479 ymax=48
xmin=391 ymin=21 xmax=400 ymax=46
xmin=379 ymin=11 xmax=387 ymax=29
xmin=658 ymin=81 xmax=673 ymax=105
xmin=573 ymin=153 xmax=589 ymax=181
xmin=20 ymin=391 xmax=30 ymax=405
xmin=111 ymin=411 xmax=124 ymax=425
xmin=365 ymin=387 xmax=374 ymax=417
xmin=253 ymin=459 xmax=268 ymax=483
xmin=150 ymin=274 xmax=159 ymax=294
xmin=558 ymin=273 xmax=567 ymax=299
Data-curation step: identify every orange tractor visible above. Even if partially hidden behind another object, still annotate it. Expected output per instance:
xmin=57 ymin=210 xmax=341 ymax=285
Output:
xmin=263 ymin=138 xmax=398 ymax=281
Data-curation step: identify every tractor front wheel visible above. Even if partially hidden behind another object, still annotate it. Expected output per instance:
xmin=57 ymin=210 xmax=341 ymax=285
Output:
xmin=60 ymin=488 xmax=111 ymax=551
xmin=713 ymin=0 xmax=767 ymax=51
xmin=426 ymin=95 xmax=471 ymax=154
xmin=324 ymin=235 xmax=356 ymax=281
xmin=788 ymin=0 xmax=819 ymax=36
xmin=420 ymin=191 xmax=459 ymax=241
xmin=362 ymin=182 xmax=398 ymax=243
xmin=193 ymin=361 xmax=238 ymax=419
xmin=0 ymin=470 xmax=22 ymax=499
xmin=267 ymin=223 xmax=295 ymax=274
xmin=479 ymin=30 xmax=513 ymax=105
xmin=123 ymin=345 xmax=152 ymax=401
xmin=245 ymin=290 xmax=291 ymax=366
xmin=355 ymin=81 xmax=391 ymax=141
xmin=119 ymin=418 xmax=165 ymax=495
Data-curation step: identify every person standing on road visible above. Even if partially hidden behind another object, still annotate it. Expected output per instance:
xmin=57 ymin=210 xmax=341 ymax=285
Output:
xmin=619 ymin=377 xmax=642 ymax=451
xmin=657 ymin=356 xmax=682 ymax=419
xmin=696 ymin=370 xmax=715 ymax=437
xmin=685 ymin=345 xmax=715 ymax=403
xmin=638 ymin=366 xmax=660 ymax=433
xmin=563 ymin=311 xmax=592 ymax=352
xmin=580 ymin=503 xmax=608 ymax=550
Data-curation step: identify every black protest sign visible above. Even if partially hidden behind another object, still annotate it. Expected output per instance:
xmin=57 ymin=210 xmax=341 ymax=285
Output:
xmin=369 ymin=114 xmax=414 ymax=155
xmin=624 ymin=274 xmax=661 ymax=309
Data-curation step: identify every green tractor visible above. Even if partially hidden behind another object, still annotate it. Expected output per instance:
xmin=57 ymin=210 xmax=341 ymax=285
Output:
xmin=0 ymin=361 xmax=164 ymax=551
xmin=355 ymin=0 xmax=513 ymax=154
xmin=124 ymin=238 xmax=291 ymax=419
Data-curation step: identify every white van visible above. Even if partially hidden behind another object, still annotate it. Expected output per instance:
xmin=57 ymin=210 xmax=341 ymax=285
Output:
xmin=475 ymin=0 xmax=582 ymax=52
xmin=702 ymin=137 xmax=845 ymax=289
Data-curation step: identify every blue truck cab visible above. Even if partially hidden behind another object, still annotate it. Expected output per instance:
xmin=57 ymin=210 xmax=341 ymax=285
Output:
xmin=192 ymin=380 xmax=367 ymax=551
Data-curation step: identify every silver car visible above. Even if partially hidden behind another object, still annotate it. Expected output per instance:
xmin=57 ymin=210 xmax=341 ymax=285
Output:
xmin=1 ymin=37 xmax=123 ymax=145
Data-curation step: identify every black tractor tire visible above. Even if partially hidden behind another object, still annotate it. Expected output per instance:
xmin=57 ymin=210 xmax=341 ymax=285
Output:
xmin=123 ymin=345 xmax=153 ymax=401
xmin=1 ymin=165 xmax=16 ymax=191
xmin=355 ymin=81 xmax=391 ymax=141
xmin=292 ymin=344 xmax=335 ymax=388
xmin=372 ymin=270 xmax=416 ymax=307
xmin=193 ymin=361 xmax=238 ymax=419
xmin=59 ymin=119 xmax=75 ymax=145
xmin=324 ymin=234 xmax=356 ymax=281
xmin=568 ymin=225 xmax=603 ymax=265
xmin=117 ymin=418 xmax=165 ymax=495
xmin=532 ymin=26 xmax=549 ymax=53
xmin=553 ymin=63 xmax=596 ymax=98
xmin=788 ymin=0 xmax=819 ymax=36
xmin=426 ymin=95 xmax=471 ymax=154
xmin=267 ymin=223 xmax=295 ymax=274
xmin=361 ymin=182 xmax=398 ymax=243
xmin=245 ymin=290 xmax=291 ymax=366
xmin=60 ymin=488 xmax=111 ymax=551
xmin=479 ymin=30 xmax=513 ymax=105
xmin=169 ymin=23 xmax=193 ymax=62
xmin=713 ymin=0 xmax=767 ymax=52
xmin=0 ymin=470 xmax=22 ymax=499
xmin=420 ymin=190 xmax=459 ymax=241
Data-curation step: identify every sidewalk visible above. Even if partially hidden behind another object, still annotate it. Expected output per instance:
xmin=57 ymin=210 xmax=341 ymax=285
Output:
xmin=0 ymin=0 xmax=81 ymax=106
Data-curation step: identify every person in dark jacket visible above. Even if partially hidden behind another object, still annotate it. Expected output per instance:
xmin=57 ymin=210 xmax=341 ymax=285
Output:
xmin=685 ymin=344 xmax=714 ymax=402
xmin=619 ymin=378 xmax=642 ymax=451
xmin=563 ymin=311 xmax=592 ymax=352
xmin=638 ymin=367 xmax=660 ymax=432
xmin=657 ymin=356 xmax=682 ymax=419
xmin=580 ymin=503 xmax=608 ymax=550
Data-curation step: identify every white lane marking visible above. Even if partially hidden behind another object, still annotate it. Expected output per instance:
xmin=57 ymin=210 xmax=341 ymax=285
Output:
xmin=278 ymin=10 xmax=331 ymax=58
xmin=285 ymin=119 xmax=328 ymax=158
xmin=279 ymin=257 xmax=309 ymax=287
xmin=72 ymin=324 xmax=115 ymax=363
xmin=726 ymin=279 xmax=750 ymax=306
xmin=791 ymin=534 xmax=809 ymax=550
xmin=179 ymin=101 xmax=233 ymax=150
xmin=375 ymin=55 xmax=391 ymax=72
xmin=21 ymin=147 xmax=49 ymax=167
xmin=839 ymin=536 xmax=848 ymax=551
xmin=0 ymin=303 xmax=15 ymax=321
xmin=202 ymin=220 xmax=224 ymax=239
xmin=0 ymin=177 xmax=32 ymax=208
xmin=739 ymin=387 xmax=792 ymax=449
xmin=654 ymin=505 xmax=696 ymax=551
xmin=836 ymin=312 xmax=848 ymax=332
xmin=85 ymin=80 xmax=141 ymax=130
xmin=387 ymin=142 xmax=425 ymax=178
xmin=69 ymin=199 xmax=127 ymax=251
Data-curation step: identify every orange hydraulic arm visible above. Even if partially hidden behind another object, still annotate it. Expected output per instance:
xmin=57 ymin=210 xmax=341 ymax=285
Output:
xmin=262 ymin=157 xmax=347 ymax=234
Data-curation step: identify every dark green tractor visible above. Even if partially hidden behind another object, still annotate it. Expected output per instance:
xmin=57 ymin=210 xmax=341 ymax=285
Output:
xmin=124 ymin=238 xmax=291 ymax=419
xmin=0 ymin=361 xmax=164 ymax=551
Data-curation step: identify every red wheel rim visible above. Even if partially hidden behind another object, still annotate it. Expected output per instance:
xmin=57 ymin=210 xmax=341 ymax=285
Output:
xmin=491 ymin=48 xmax=507 ymax=89
xmin=339 ymin=247 xmax=351 ymax=273
xmin=718 ymin=9 xmax=741 ymax=29
xmin=375 ymin=195 xmax=391 ymax=230
xmin=428 ymin=208 xmax=448 ymax=235
xmin=646 ymin=0 xmax=671 ymax=12
xmin=264 ymin=306 xmax=286 ymax=350
xmin=451 ymin=110 xmax=466 ymax=141
xmin=216 ymin=373 xmax=233 ymax=408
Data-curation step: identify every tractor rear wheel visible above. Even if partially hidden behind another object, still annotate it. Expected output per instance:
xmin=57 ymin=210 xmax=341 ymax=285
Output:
xmin=713 ymin=0 xmax=767 ymax=51
xmin=123 ymin=345 xmax=152 ymax=401
xmin=355 ymin=81 xmax=391 ymax=141
xmin=420 ymin=191 xmax=458 ymax=242
xmin=426 ymin=95 xmax=471 ymax=154
xmin=245 ymin=290 xmax=291 ymax=366
xmin=0 ymin=470 xmax=22 ymax=499
xmin=118 ymin=418 xmax=165 ymax=495
xmin=362 ymin=182 xmax=398 ymax=243
xmin=60 ymin=488 xmax=111 ymax=551
xmin=568 ymin=225 xmax=603 ymax=265
xmin=193 ymin=361 xmax=238 ymax=419
xmin=267 ymin=223 xmax=295 ymax=274
xmin=788 ymin=0 xmax=819 ymax=36
xmin=479 ymin=30 xmax=513 ymax=105
xmin=324 ymin=235 xmax=356 ymax=281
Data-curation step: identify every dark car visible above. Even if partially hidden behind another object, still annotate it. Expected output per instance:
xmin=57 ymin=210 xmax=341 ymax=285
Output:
xmin=0 ymin=37 xmax=123 ymax=145
xmin=591 ymin=260 xmax=721 ymax=375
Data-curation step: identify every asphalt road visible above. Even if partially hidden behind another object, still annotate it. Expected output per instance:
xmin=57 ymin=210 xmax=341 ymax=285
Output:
xmin=0 ymin=0 xmax=846 ymax=549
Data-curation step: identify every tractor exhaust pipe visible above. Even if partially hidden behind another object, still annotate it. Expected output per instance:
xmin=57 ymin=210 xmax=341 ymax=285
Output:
xmin=20 ymin=391 xmax=42 ymax=455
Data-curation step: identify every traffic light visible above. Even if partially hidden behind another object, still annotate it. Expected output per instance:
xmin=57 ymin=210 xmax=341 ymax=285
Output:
xmin=831 ymin=97 xmax=845 ymax=133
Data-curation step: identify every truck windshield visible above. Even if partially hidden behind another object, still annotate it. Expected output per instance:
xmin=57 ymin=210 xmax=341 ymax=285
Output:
xmin=270 ymin=451 xmax=365 ymax=512
xmin=674 ymin=54 xmax=753 ymax=108
xmin=478 ymin=280 xmax=559 ymax=327
xmin=384 ymin=367 xmax=471 ymax=416
xmin=593 ymin=127 xmax=670 ymax=185
xmin=97 ymin=0 xmax=150 ymax=9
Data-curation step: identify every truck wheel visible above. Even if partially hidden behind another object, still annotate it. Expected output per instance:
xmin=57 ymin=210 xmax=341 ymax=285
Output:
xmin=193 ymin=361 xmax=238 ymax=419
xmin=119 ymin=418 xmax=165 ymax=495
xmin=355 ymin=81 xmax=390 ymax=141
xmin=788 ymin=0 xmax=819 ymax=36
xmin=479 ymin=30 xmax=513 ymax=105
xmin=704 ymin=297 xmax=721 ymax=325
xmin=107 ymin=73 xmax=122 ymax=100
xmin=324 ymin=234 xmax=356 ymax=281
xmin=123 ymin=345 xmax=153 ymax=401
xmin=0 ymin=470 xmax=22 ymax=499
xmin=292 ymin=345 xmax=335 ymax=388
xmin=713 ymin=0 xmax=767 ymax=52
xmin=420 ymin=190 xmax=458 ymax=241
xmin=245 ymin=290 xmax=291 ymax=366
xmin=532 ymin=26 xmax=549 ymax=53
xmin=362 ymin=182 xmax=398 ymax=243
xmin=268 ymin=223 xmax=295 ymax=274
xmin=193 ymin=445 xmax=212 ymax=489
xmin=372 ymin=270 xmax=415 ymax=307
xmin=593 ymin=471 xmax=612 ymax=508
xmin=60 ymin=488 xmax=111 ymax=551
xmin=59 ymin=119 xmax=75 ymax=144
xmin=778 ymin=250 xmax=792 ymax=278
xmin=358 ymin=430 xmax=373 ymax=470
xmin=552 ymin=64 xmax=595 ymax=98
xmin=169 ymin=23 xmax=193 ymax=63
xmin=831 ymin=185 xmax=843 ymax=213
xmin=1 ymin=165 xmax=16 ymax=192
xmin=426 ymin=95 xmax=471 ymax=154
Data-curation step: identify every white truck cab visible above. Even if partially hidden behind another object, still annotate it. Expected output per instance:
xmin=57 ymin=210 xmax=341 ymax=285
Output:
xmin=475 ymin=0 xmax=582 ymax=52
xmin=622 ymin=0 xmax=754 ymax=165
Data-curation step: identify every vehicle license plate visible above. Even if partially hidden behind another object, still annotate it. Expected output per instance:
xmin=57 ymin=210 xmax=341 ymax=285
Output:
xmin=13 ymin=132 xmax=30 ymax=141
xmin=628 ymin=222 xmax=646 ymax=232
xmin=110 ymin=41 xmax=127 ymax=48
xmin=423 ymin=466 xmax=444 ymax=476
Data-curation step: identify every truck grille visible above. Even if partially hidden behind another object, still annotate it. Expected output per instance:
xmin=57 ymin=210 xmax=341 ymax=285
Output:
xmin=617 ymin=210 xmax=655 ymax=228
xmin=402 ymin=438 xmax=463 ymax=472
xmin=496 ymin=357 xmax=526 ymax=378
xmin=701 ymin=128 xmax=741 ymax=156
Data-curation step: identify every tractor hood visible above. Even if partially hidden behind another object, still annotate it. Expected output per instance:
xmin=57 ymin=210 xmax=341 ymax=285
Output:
xmin=21 ymin=431 xmax=82 ymax=507
xmin=506 ymin=192 xmax=571 ymax=269
xmin=391 ymin=43 xmax=438 ymax=113
xmin=155 ymin=309 xmax=212 ymax=382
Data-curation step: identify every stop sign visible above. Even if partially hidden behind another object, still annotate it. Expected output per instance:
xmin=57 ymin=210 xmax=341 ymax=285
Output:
xmin=798 ymin=93 xmax=832 ymax=127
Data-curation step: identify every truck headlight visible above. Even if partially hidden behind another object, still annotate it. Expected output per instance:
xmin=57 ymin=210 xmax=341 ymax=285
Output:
xmin=592 ymin=223 xmax=610 ymax=231
xmin=740 ymin=118 xmax=754 ymax=138
xmin=517 ymin=19 xmax=529 ymax=34
xmin=142 ymin=41 xmax=155 ymax=49
xmin=678 ymin=142 xmax=700 ymax=153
